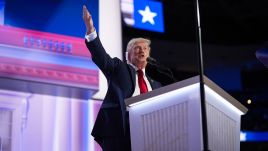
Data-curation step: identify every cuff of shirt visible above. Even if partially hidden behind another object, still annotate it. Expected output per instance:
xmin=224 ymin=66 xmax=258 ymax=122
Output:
xmin=85 ymin=30 xmax=97 ymax=42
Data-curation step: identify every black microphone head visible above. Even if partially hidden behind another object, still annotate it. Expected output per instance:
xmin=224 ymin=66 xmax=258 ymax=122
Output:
xmin=147 ymin=57 xmax=157 ymax=63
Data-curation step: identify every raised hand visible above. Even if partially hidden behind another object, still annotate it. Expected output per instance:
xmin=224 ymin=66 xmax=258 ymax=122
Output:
xmin=82 ymin=5 xmax=95 ymax=34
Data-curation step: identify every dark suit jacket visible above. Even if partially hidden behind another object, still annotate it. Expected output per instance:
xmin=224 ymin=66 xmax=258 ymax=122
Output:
xmin=85 ymin=36 xmax=161 ymax=144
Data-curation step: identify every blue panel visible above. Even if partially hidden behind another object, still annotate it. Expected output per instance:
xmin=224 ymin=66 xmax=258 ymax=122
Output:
xmin=133 ymin=0 xmax=164 ymax=33
xmin=241 ymin=131 xmax=268 ymax=142
xmin=4 ymin=0 xmax=98 ymax=38
xmin=0 ymin=0 xmax=4 ymax=24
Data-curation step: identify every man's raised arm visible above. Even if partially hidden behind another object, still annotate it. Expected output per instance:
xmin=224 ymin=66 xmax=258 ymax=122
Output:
xmin=82 ymin=5 xmax=95 ymax=35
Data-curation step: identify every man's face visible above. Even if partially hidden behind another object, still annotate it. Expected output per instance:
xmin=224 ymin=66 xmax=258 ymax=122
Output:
xmin=129 ymin=41 xmax=150 ymax=67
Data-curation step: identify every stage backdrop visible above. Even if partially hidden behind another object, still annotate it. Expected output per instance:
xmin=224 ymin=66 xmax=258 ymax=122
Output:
xmin=0 ymin=0 xmax=122 ymax=151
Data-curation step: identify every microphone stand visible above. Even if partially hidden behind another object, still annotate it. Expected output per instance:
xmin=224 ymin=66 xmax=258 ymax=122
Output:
xmin=194 ymin=0 xmax=210 ymax=150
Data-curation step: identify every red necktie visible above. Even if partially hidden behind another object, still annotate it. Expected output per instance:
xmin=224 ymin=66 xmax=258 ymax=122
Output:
xmin=137 ymin=69 xmax=148 ymax=94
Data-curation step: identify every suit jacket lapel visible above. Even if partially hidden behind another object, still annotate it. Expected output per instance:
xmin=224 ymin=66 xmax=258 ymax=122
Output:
xmin=127 ymin=64 xmax=136 ymax=95
xmin=146 ymin=74 xmax=158 ymax=90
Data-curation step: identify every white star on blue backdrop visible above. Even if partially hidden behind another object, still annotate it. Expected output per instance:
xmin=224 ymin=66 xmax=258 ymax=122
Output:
xmin=134 ymin=0 xmax=164 ymax=33
xmin=138 ymin=6 xmax=157 ymax=25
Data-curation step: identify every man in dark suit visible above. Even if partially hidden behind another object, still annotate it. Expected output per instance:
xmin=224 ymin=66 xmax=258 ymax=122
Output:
xmin=83 ymin=5 xmax=161 ymax=151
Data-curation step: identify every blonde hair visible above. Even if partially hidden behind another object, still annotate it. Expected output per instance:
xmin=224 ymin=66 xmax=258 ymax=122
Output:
xmin=126 ymin=38 xmax=151 ymax=62
xmin=126 ymin=38 xmax=151 ymax=53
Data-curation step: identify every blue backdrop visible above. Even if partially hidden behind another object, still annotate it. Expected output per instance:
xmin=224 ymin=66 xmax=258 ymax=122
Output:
xmin=4 ymin=0 xmax=98 ymax=38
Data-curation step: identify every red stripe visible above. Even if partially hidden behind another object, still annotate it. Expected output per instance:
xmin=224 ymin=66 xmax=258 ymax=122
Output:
xmin=0 ymin=25 xmax=91 ymax=57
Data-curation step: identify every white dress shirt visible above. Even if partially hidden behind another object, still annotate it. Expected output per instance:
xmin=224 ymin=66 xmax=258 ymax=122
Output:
xmin=85 ymin=30 xmax=97 ymax=42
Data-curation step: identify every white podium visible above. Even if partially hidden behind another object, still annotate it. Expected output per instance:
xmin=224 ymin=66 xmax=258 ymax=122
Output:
xmin=125 ymin=76 xmax=248 ymax=151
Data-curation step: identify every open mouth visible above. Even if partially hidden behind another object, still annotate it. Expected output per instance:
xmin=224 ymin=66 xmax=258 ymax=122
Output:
xmin=139 ymin=54 xmax=145 ymax=58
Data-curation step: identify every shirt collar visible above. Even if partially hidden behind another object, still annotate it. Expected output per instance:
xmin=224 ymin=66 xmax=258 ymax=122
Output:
xmin=128 ymin=63 xmax=146 ymax=73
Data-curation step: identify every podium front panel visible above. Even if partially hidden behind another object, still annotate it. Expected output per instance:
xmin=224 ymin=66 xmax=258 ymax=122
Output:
xmin=128 ymin=83 xmax=202 ymax=151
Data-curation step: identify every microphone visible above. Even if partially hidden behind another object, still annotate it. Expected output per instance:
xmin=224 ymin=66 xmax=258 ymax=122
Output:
xmin=147 ymin=57 xmax=158 ymax=65
xmin=146 ymin=57 xmax=177 ymax=86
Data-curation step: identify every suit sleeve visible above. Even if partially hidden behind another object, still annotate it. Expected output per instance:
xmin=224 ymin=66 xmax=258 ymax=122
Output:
xmin=85 ymin=36 xmax=121 ymax=78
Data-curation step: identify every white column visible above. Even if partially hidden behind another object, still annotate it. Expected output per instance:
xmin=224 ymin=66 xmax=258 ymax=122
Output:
xmin=93 ymin=0 xmax=122 ymax=100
